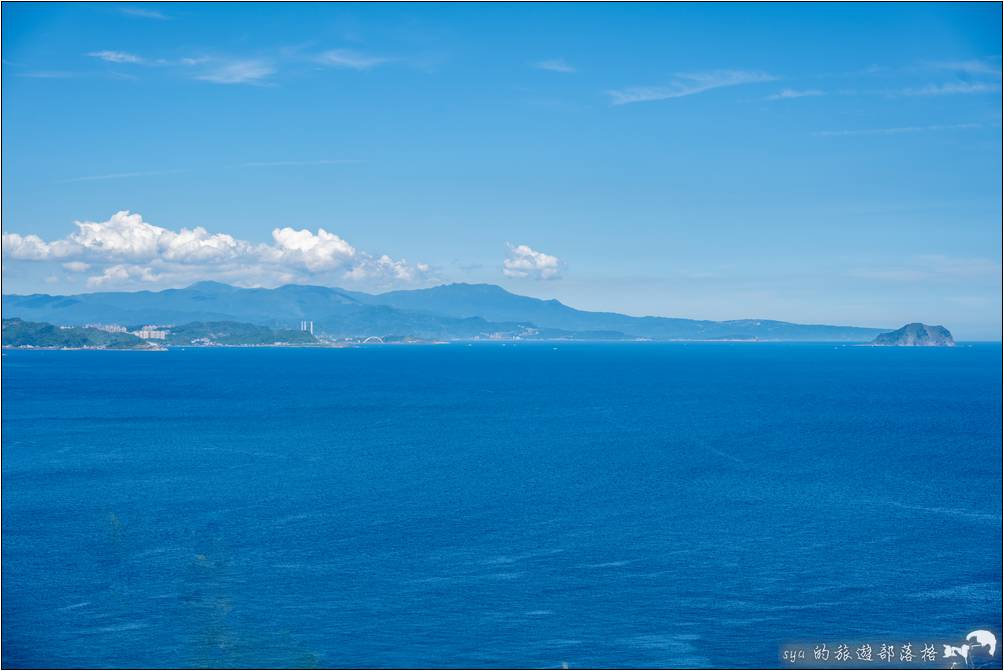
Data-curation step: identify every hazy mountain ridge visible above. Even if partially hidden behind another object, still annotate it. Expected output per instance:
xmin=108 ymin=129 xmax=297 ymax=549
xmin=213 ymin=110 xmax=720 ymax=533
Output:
xmin=2 ymin=281 xmax=887 ymax=341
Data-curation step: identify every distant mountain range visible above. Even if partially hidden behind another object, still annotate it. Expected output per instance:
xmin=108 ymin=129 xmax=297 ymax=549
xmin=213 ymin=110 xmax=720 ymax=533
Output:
xmin=1 ymin=281 xmax=888 ymax=342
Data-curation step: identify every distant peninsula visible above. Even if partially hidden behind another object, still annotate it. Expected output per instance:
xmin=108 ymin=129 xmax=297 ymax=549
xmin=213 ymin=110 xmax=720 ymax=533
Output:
xmin=2 ymin=319 xmax=152 ymax=350
xmin=870 ymin=323 xmax=955 ymax=347
xmin=2 ymin=318 xmax=318 ymax=350
xmin=1 ymin=282 xmax=892 ymax=344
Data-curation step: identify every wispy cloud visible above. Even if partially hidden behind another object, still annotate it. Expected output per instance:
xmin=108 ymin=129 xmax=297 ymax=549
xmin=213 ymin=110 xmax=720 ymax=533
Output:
xmin=316 ymin=49 xmax=389 ymax=70
xmin=900 ymin=81 xmax=1001 ymax=96
xmin=57 ymin=169 xmax=187 ymax=184
xmin=926 ymin=59 xmax=1002 ymax=77
xmin=196 ymin=59 xmax=275 ymax=85
xmin=849 ymin=255 xmax=1000 ymax=282
xmin=118 ymin=7 xmax=170 ymax=20
xmin=242 ymin=159 xmax=361 ymax=167
xmin=767 ymin=88 xmax=824 ymax=100
xmin=848 ymin=268 xmax=929 ymax=282
xmin=606 ymin=70 xmax=775 ymax=106
xmin=81 ymin=49 xmax=277 ymax=85
xmin=56 ymin=161 xmax=361 ymax=183
xmin=814 ymin=123 xmax=981 ymax=137
xmin=17 ymin=71 xmax=74 ymax=79
xmin=70 ymin=42 xmax=399 ymax=86
xmin=88 ymin=50 xmax=145 ymax=64
xmin=533 ymin=58 xmax=576 ymax=74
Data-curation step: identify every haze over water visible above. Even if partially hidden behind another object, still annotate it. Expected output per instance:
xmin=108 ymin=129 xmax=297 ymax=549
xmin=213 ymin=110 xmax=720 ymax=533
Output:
xmin=2 ymin=344 xmax=1001 ymax=668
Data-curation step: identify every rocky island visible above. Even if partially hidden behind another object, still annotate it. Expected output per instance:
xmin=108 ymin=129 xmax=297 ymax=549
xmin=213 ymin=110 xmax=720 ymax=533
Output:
xmin=870 ymin=323 xmax=955 ymax=347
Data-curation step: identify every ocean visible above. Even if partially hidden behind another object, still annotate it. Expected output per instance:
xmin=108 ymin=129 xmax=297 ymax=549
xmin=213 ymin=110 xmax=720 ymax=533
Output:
xmin=2 ymin=343 xmax=1001 ymax=668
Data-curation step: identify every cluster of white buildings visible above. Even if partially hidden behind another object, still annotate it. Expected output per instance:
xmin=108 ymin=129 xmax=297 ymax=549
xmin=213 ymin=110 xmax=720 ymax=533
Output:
xmin=82 ymin=322 xmax=169 ymax=340
xmin=134 ymin=325 xmax=168 ymax=340
xmin=85 ymin=323 xmax=128 ymax=333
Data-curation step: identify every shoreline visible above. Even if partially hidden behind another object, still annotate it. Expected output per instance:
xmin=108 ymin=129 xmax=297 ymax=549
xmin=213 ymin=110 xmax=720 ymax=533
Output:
xmin=5 ymin=339 xmax=992 ymax=352
xmin=2 ymin=339 xmax=914 ymax=351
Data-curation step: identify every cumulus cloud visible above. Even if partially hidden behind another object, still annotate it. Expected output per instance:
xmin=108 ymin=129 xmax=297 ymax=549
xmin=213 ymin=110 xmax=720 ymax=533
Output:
xmin=62 ymin=261 xmax=91 ymax=272
xmin=344 ymin=255 xmax=431 ymax=282
xmin=503 ymin=243 xmax=562 ymax=280
xmin=267 ymin=227 xmax=356 ymax=271
xmin=88 ymin=263 xmax=162 ymax=287
xmin=2 ymin=232 xmax=56 ymax=260
xmin=2 ymin=211 xmax=431 ymax=290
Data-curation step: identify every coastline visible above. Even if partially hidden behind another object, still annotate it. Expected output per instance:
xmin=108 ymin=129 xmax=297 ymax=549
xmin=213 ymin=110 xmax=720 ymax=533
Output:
xmin=3 ymin=339 xmax=892 ymax=351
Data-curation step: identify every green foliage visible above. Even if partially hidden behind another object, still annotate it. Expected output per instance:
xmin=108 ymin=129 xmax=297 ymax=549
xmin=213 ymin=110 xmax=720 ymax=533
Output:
xmin=163 ymin=321 xmax=317 ymax=346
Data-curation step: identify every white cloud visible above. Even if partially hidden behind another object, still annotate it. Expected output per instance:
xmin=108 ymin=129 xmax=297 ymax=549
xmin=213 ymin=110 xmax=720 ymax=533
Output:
xmin=242 ymin=159 xmax=359 ymax=167
xmin=344 ymin=255 xmax=430 ymax=282
xmin=533 ymin=59 xmax=576 ymax=74
xmin=606 ymin=70 xmax=775 ymax=105
xmin=901 ymin=81 xmax=1001 ymax=96
xmin=3 ymin=211 xmax=431 ymax=290
xmin=847 ymin=268 xmax=929 ymax=282
xmin=88 ymin=264 xmax=161 ymax=288
xmin=62 ymin=261 xmax=91 ymax=272
xmin=119 ymin=7 xmax=169 ymax=20
xmin=927 ymin=59 xmax=1002 ymax=77
xmin=848 ymin=255 xmax=1000 ymax=282
xmin=268 ymin=227 xmax=356 ymax=271
xmin=767 ymin=88 xmax=824 ymax=100
xmin=71 ymin=211 xmax=198 ymax=260
xmin=814 ymin=123 xmax=981 ymax=137
xmin=17 ymin=71 xmax=74 ymax=79
xmin=59 ymin=169 xmax=187 ymax=183
xmin=503 ymin=243 xmax=562 ymax=280
xmin=316 ymin=49 xmax=389 ymax=70
xmin=916 ymin=254 xmax=1002 ymax=279
xmin=88 ymin=50 xmax=144 ymax=64
xmin=2 ymin=232 xmax=56 ymax=260
xmin=196 ymin=59 xmax=275 ymax=85
xmin=84 ymin=49 xmax=276 ymax=85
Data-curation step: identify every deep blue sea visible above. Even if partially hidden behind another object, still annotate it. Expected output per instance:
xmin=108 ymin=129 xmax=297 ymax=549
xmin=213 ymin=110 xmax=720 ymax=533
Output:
xmin=2 ymin=343 xmax=1001 ymax=669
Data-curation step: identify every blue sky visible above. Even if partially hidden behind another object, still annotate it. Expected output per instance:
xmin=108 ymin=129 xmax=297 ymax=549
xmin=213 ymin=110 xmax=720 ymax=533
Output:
xmin=2 ymin=2 xmax=1001 ymax=337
